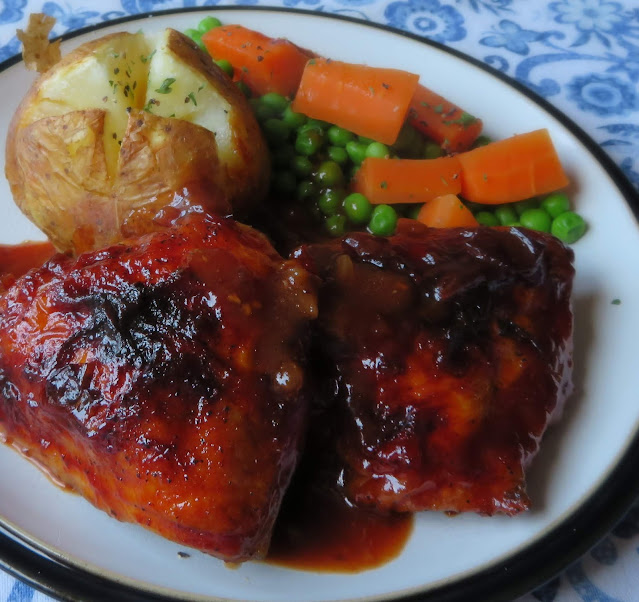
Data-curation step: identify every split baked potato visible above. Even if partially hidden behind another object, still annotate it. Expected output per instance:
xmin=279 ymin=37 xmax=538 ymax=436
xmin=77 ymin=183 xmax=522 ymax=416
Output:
xmin=5 ymin=28 xmax=269 ymax=254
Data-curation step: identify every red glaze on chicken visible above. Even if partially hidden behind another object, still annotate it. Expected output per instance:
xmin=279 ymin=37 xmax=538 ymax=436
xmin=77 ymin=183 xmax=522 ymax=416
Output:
xmin=0 ymin=213 xmax=317 ymax=561
xmin=294 ymin=220 xmax=574 ymax=516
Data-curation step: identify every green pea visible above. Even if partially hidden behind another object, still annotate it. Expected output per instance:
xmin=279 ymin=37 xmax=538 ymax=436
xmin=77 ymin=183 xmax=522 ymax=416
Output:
xmin=314 ymin=161 xmax=344 ymax=187
xmin=282 ymin=105 xmax=306 ymax=129
xmin=263 ymin=118 xmax=291 ymax=146
xmin=391 ymin=203 xmax=409 ymax=217
xmin=368 ymin=204 xmax=398 ymax=236
xmin=273 ymin=146 xmax=297 ymax=168
xmin=513 ymin=198 xmax=539 ymax=216
xmin=292 ymin=155 xmax=313 ymax=177
xmin=297 ymin=122 xmax=326 ymax=139
xmin=475 ymin=211 xmax=499 ymax=226
xmin=325 ymin=215 xmax=347 ymax=237
xmin=423 ymin=141 xmax=444 ymax=159
xmin=393 ymin=124 xmax=423 ymax=158
xmin=407 ymin=204 xmax=423 ymax=220
xmin=464 ymin=200 xmax=485 ymax=213
xmin=236 ymin=81 xmax=251 ymax=98
xmin=520 ymin=208 xmax=552 ymax=232
xmin=327 ymin=146 xmax=348 ymax=165
xmin=349 ymin=164 xmax=360 ymax=181
xmin=346 ymin=141 xmax=368 ymax=164
xmin=198 ymin=16 xmax=222 ymax=32
xmin=503 ymin=221 xmax=522 ymax=227
xmin=472 ymin=135 xmax=492 ymax=148
xmin=551 ymin=211 xmax=587 ymax=243
xmin=298 ymin=122 xmax=324 ymax=136
xmin=366 ymin=142 xmax=390 ymax=159
xmin=252 ymin=102 xmax=278 ymax=122
xmin=306 ymin=118 xmax=330 ymax=130
xmin=260 ymin=92 xmax=289 ymax=115
xmin=297 ymin=180 xmax=317 ymax=201
xmin=343 ymin=193 xmax=372 ymax=225
xmin=495 ymin=205 xmax=518 ymax=226
xmin=295 ymin=129 xmax=324 ymax=156
xmin=358 ymin=135 xmax=376 ymax=145
xmin=214 ymin=59 xmax=234 ymax=78
xmin=272 ymin=171 xmax=296 ymax=195
xmin=328 ymin=126 xmax=355 ymax=147
xmin=318 ymin=189 xmax=343 ymax=216
xmin=541 ymin=192 xmax=571 ymax=218
xmin=184 ymin=28 xmax=205 ymax=50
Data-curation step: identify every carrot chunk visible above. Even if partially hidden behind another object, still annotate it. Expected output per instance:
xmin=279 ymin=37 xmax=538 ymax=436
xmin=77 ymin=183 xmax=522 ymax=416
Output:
xmin=291 ymin=58 xmax=420 ymax=145
xmin=352 ymin=157 xmax=462 ymax=205
xmin=416 ymin=194 xmax=478 ymax=228
xmin=408 ymin=84 xmax=483 ymax=153
xmin=202 ymin=25 xmax=311 ymax=97
xmin=458 ymin=129 xmax=570 ymax=204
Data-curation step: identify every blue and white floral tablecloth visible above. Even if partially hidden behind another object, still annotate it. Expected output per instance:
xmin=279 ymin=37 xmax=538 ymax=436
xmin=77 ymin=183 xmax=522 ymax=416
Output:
xmin=1 ymin=1 xmax=639 ymax=601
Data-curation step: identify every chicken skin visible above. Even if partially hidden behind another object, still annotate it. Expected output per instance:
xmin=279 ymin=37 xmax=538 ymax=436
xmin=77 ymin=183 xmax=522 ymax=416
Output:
xmin=294 ymin=220 xmax=574 ymax=516
xmin=0 ymin=213 xmax=317 ymax=561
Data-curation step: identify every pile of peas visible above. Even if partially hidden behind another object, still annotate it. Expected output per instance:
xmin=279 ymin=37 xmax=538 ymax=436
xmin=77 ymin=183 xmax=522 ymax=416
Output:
xmin=470 ymin=192 xmax=587 ymax=244
xmin=251 ymin=90 xmax=587 ymax=243
xmin=248 ymin=92 xmax=457 ymax=237
xmin=185 ymin=17 xmax=587 ymax=244
xmin=250 ymin=91 xmax=415 ymax=237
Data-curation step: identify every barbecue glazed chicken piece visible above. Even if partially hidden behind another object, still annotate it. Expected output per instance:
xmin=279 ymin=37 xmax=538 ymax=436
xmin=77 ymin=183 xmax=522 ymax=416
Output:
xmin=294 ymin=221 xmax=574 ymax=516
xmin=0 ymin=213 xmax=317 ymax=561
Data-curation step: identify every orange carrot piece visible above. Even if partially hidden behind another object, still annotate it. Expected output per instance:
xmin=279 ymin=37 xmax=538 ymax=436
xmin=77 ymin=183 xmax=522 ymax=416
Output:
xmin=291 ymin=58 xmax=420 ymax=145
xmin=458 ymin=129 xmax=569 ymax=204
xmin=352 ymin=156 xmax=462 ymax=204
xmin=408 ymin=84 xmax=483 ymax=153
xmin=416 ymin=194 xmax=478 ymax=228
xmin=202 ymin=25 xmax=311 ymax=97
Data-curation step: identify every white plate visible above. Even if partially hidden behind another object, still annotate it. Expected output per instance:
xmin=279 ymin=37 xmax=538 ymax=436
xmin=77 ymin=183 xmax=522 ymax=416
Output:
xmin=1 ymin=8 xmax=639 ymax=602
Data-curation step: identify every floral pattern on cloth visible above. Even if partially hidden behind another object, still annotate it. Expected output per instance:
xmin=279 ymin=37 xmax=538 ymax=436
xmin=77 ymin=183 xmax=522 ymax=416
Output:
xmin=0 ymin=1 xmax=638 ymax=602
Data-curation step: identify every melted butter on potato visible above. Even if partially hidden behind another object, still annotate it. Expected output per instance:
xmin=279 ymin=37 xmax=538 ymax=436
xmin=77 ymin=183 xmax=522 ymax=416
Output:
xmin=5 ymin=28 xmax=269 ymax=255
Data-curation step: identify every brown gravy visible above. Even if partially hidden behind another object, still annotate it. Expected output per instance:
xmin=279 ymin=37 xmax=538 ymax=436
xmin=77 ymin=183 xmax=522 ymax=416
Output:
xmin=268 ymin=486 xmax=414 ymax=572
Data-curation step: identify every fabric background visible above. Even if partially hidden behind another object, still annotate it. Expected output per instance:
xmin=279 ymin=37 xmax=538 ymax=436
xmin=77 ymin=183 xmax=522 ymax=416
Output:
xmin=1 ymin=1 xmax=639 ymax=601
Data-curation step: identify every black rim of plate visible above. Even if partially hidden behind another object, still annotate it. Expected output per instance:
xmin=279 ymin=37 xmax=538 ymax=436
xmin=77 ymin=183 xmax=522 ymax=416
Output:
xmin=1 ymin=6 xmax=639 ymax=602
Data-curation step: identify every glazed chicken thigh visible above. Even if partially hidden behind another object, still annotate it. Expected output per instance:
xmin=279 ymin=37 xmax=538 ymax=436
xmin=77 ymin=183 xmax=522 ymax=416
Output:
xmin=294 ymin=221 xmax=575 ymax=516
xmin=0 ymin=213 xmax=317 ymax=561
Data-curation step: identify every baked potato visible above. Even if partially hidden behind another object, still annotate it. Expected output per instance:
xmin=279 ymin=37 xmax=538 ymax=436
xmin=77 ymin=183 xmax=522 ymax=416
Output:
xmin=5 ymin=28 xmax=269 ymax=254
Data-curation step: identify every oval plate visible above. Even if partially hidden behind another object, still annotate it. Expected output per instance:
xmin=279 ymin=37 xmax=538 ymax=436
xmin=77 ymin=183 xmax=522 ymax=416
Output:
xmin=1 ymin=7 xmax=639 ymax=602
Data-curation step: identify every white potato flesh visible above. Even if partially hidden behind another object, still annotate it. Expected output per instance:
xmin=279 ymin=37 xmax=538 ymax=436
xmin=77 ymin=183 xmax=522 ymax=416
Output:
xmin=20 ymin=33 xmax=152 ymax=178
xmin=146 ymin=35 xmax=235 ymax=166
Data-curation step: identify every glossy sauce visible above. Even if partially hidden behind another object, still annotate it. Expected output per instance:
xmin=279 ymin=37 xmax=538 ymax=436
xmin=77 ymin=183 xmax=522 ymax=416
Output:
xmin=0 ymin=240 xmax=412 ymax=571
xmin=0 ymin=241 xmax=68 ymax=493
xmin=0 ymin=241 xmax=55 ymax=280
xmin=0 ymin=223 xmax=574 ymax=571
xmin=0 ymin=429 xmax=73 ymax=491
xmin=292 ymin=223 xmax=575 ymax=517
xmin=268 ymin=478 xmax=413 ymax=572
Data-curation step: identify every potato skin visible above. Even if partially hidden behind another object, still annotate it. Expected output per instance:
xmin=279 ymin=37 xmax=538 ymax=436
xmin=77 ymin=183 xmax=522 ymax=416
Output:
xmin=5 ymin=29 xmax=270 ymax=254
xmin=4 ymin=33 xmax=139 ymax=215
xmin=116 ymin=110 xmax=232 ymax=242
xmin=6 ymin=109 xmax=114 ymax=252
